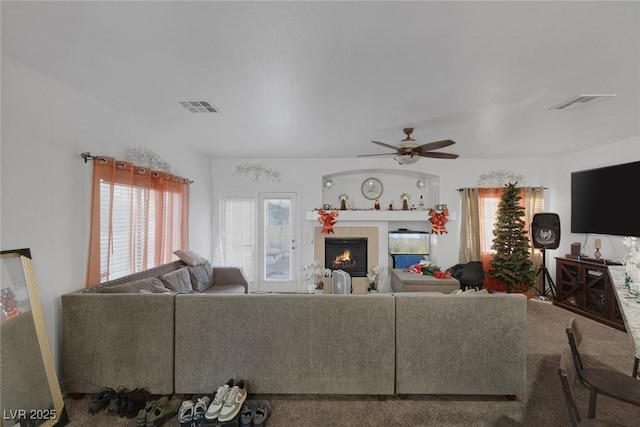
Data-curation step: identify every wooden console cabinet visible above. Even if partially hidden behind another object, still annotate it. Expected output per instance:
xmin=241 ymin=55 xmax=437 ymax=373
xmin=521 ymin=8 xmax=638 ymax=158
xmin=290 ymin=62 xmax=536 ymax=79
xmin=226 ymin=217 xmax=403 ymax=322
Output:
xmin=554 ymin=257 xmax=625 ymax=331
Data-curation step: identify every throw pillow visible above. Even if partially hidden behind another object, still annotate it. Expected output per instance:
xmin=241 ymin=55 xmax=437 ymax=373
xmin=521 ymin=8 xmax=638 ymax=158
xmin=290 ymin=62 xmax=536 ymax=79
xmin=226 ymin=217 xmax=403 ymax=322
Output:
xmin=174 ymin=249 xmax=209 ymax=266
xmin=187 ymin=263 xmax=214 ymax=292
xmin=160 ymin=267 xmax=192 ymax=293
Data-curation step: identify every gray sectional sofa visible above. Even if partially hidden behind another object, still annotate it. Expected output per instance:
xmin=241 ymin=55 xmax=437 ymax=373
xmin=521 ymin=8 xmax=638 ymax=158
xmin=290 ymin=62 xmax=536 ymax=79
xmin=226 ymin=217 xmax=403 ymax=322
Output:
xmin=62 ymin=268 xmax=527 ymax=399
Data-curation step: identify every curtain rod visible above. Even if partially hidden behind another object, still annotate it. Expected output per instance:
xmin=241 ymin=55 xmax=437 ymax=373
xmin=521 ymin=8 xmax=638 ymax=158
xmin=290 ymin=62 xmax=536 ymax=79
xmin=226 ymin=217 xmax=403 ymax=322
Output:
xmin=80 ymin=152 xmax=194 ymax=184
xmin=456 ymin=186 xmax=548 ymax=191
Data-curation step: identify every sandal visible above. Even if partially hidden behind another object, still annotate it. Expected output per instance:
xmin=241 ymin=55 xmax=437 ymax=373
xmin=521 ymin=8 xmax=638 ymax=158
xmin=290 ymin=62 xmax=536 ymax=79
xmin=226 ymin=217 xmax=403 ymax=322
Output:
xmin=177 ymin=399 xmax=194 ymax=427
xmin=193 ymin=396 xmax=211 ymax=426
xmin=138 ymin=396 xmax=166 ymax=427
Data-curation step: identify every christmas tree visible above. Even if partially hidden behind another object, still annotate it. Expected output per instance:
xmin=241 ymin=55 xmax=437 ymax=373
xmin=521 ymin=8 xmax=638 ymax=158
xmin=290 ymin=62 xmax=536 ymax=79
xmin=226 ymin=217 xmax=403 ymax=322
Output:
xmin=489 ymin=182 xmax=535 ymax=291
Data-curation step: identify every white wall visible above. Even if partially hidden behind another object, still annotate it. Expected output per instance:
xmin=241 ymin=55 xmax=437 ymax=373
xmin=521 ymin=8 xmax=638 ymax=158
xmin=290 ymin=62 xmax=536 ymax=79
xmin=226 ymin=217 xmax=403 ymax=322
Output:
xmin=0 ymin=55 xmax=212 ymax=374
xmin=549 ymin=136 xmax=640 ymax=264
xmin=211 ymin=157 xmax=555 ymax=287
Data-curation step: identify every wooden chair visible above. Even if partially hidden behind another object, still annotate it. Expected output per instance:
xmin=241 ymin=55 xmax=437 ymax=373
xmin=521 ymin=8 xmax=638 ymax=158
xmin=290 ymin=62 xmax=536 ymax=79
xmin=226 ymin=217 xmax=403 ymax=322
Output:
xmin=558 ymin=348 xmax=625 ymax=426
xmin=565 ymin=317 xmax=640 ymax=419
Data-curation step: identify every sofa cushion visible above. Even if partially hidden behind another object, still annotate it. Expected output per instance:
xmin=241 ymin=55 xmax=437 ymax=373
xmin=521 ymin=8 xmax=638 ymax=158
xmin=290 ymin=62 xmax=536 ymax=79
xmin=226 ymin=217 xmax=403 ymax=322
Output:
xmin=174 ymin=249 xmax=209 ymax=266
xmin=187 ymin=263 xmax=214 ymax=293
xmin=201 ymin=284 xmax=246 ymax=294
xmin=160 ymin=267 xmax=193 ymax=293
xmin=96 ymin=276 xmax=165 ymax=293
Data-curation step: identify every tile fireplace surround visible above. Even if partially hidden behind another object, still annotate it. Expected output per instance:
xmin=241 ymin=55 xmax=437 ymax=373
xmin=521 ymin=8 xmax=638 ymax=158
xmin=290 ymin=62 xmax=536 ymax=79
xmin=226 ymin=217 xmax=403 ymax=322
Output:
xmin=308 ymin=210 xmax=434 ymax=293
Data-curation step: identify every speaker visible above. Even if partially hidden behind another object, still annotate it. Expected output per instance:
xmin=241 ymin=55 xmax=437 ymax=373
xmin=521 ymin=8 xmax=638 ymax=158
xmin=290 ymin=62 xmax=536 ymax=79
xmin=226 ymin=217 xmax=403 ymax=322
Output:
xmin=531 ymin=213 xmax=561 ymax=250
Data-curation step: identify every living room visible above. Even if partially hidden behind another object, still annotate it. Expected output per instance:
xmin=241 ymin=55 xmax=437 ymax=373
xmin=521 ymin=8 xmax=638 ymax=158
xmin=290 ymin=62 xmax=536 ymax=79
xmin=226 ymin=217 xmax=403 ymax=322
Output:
xmin=2 ymin=1 xmax=639 ymax=426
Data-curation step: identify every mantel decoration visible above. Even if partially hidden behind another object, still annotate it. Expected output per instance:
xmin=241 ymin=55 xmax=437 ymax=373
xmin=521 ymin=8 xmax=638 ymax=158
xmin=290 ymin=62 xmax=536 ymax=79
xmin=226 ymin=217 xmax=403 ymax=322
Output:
xmin=338 ymin=194 xmax=349 ymax=210
xmin=233 ymin=163 xmax=282 ymax=183
xmin=428 ymin=208 xmax=449 ymax=234
xmin=416 ymin=179 xmax=426 ymax=189
xmin=366 ymin=265 xmax=386 ymax=292
xmin=400 ymin=193 xmax=411 ymax=210
xmin=323 ymin=178 xmax=334 ymax=190
xmin=303 ymin=260 xmax=332 ymax=294
xmin=488 ymin=182 xmax=536 ymax=293
xmin=622 ymin=236 xmax=640 ymax=286
xmin=317 ymin=208 xmax=339 ymax=234
xmin=478 ymin=170 xmax=526 ymax=187
xmin=127 ymin=147 xmax=172 ymax=172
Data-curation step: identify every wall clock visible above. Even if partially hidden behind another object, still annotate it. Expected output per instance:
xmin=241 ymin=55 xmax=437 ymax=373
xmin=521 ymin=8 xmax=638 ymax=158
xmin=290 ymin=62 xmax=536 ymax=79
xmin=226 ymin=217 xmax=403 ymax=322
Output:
xmin=361 ymin=177 xmax=383 ymax=200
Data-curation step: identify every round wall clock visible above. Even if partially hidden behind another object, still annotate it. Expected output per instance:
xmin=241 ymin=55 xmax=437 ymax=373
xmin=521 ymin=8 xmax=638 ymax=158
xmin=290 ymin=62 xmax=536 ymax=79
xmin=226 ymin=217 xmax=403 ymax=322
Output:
xmin=361 ymin=177 xmax=384 ymax=200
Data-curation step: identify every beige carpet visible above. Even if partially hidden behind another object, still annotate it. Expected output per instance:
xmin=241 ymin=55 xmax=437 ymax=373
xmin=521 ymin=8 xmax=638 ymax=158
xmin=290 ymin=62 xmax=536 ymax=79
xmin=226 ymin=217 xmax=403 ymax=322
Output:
xmin=62 ymin=299 xmax=640 ymax=426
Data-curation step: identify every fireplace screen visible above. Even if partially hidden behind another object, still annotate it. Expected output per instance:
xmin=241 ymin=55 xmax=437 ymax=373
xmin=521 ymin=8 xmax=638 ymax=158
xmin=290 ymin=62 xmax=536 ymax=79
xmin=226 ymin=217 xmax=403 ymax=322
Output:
xmin=325 ymin=237 xmax=367 ymax=277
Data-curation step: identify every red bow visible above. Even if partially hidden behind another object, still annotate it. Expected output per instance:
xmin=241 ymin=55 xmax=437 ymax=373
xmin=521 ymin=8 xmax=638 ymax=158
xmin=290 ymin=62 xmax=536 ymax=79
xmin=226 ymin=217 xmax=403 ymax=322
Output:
xmin=428 ymin=208 xmax=449 ymax=234
xmin=318 ymin=209 xmax=339 ymax=234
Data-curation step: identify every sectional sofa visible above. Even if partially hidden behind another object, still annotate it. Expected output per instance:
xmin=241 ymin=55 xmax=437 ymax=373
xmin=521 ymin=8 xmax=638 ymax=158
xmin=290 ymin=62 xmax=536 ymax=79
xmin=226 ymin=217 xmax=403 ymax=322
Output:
xmin=61 ymin=262 xmax=527 ymax=399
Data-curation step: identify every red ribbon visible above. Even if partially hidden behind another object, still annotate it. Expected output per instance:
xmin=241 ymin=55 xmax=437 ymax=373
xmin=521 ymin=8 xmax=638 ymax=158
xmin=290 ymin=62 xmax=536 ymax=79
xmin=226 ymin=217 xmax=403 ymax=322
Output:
xmin=318 ymin=209 xmax=339 ymax=234
xmin=428 ymin=208 xmax=449 ymax=234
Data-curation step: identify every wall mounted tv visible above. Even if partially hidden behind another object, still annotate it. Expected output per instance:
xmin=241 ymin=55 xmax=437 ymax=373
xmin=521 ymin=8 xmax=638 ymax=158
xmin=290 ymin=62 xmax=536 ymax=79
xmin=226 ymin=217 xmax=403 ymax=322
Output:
xmin=571 ymin=160 xmax=640 ymax=237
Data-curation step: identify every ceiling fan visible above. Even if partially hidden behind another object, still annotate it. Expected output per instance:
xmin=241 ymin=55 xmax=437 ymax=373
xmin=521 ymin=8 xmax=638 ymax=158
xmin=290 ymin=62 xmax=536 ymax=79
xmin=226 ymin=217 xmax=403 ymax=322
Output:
xmin=358 ymin=128 xmax=459 ymax=164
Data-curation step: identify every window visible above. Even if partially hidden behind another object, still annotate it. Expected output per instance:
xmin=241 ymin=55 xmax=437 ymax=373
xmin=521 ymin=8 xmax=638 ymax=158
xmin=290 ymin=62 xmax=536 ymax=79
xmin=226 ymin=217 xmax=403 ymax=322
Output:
xmin=86 ymin=156 xmax=190 ymax=284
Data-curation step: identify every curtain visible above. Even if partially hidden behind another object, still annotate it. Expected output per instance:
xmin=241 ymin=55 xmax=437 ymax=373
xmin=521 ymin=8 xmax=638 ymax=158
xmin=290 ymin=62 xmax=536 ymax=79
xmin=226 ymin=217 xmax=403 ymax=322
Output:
xmin=86 ymin=156 xmax=190 ymax=285
xmin=460 ymin=186 xmax=545 ymax=292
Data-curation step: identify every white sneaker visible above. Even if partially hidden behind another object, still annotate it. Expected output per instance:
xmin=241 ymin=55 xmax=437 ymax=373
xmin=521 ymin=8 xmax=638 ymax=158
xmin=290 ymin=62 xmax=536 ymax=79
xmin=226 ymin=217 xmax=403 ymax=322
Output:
xmin=218 ymin=380 xmax=247 ymax=422
xmin=204 ymin=379 xmax=234 ymax=420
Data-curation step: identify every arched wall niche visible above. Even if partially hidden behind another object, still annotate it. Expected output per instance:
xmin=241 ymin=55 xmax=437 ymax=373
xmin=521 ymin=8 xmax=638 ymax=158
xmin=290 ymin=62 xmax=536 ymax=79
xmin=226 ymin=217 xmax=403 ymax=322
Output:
xmin=321 ymin=168 xmax=439 ymax=211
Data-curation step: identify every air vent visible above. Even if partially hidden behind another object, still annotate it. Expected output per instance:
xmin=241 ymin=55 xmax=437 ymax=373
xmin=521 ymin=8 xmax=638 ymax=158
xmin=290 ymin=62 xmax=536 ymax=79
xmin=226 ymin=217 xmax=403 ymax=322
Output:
xmin=179 ymin=100 xmax=218 ymax=113
xmin=549 ymin=94 xmax=616 ymax=111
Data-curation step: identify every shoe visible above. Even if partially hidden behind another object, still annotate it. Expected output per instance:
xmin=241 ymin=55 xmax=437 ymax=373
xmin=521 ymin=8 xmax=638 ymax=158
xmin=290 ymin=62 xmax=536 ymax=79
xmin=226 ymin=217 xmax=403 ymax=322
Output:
xmin=218 ymin=380 xmax=247 ymax=422
xmin=106 ymin=386 xmax=129 ymax=416
xmin=205 ymin=379 xmax=234 ymax=420
xmin=193 ymin=395 xmax=211 ymax=426
xmin=137 ymin=398 xmax=162 ymax=427
xmin=88 ymin=387 xmax=116 ymax=415
xmin=239 ymin=400 xmax=255 ymax=427
xmin=146 ymin=396 xmax=182 ymax=427
xmin=253 ymin=400 xmax=271 ymax=427
xmin=177 ymin=400 xmax=194 ymax=427
xmin=126 ymin=388 xmax=151 ymax=418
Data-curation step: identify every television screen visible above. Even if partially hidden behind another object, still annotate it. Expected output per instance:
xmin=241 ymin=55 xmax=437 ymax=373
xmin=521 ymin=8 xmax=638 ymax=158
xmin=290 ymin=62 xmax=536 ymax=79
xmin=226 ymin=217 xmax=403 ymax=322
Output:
xmin=571 ymin=161 xmax=640 ymax=237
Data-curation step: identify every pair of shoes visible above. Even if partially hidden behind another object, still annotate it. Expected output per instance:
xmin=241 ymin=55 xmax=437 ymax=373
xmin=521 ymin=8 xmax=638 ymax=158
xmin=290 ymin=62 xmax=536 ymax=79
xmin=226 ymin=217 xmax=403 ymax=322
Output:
xmin=88 ymin=387 xmax=115 ymax=415
xmin=218 ymin=380 xmax=247 ymax=422
xmin=240 ymin=400 xmax=271 ymax=427
xmin=178 ymin=396 xmax=211 ymax=427
xmin=105 ymin=387 xmax=150 ymax=417
xmin=205 ymin=379 xmax=247 ymax=422
xmin=136 ymin=396 xmax=181 ymax=427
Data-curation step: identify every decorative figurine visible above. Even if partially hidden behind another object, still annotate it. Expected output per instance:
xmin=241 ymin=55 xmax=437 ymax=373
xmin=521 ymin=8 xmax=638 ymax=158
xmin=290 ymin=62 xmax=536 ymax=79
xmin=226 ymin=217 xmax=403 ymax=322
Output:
xmin=388 ymin=203 xmax=394 ymax=210
xmin=374 ymin=200 xmax=380 ymax=210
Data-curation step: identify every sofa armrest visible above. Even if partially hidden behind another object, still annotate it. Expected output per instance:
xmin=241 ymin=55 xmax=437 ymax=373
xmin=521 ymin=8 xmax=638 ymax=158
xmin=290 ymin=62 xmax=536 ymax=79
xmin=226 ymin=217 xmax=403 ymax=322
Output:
xmin=212 ymin=266 xmax=249 ymax=292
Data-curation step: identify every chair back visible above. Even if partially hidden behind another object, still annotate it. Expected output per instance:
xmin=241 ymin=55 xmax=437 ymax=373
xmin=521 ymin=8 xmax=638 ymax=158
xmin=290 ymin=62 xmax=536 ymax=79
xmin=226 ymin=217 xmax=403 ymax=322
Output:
xmin=566 ymin=317 xmax=585 ymax=370
xmin=459 ymin=261 xmax=485 ymax=289
xmin=558 ymin=348 xmax=581 ymax=426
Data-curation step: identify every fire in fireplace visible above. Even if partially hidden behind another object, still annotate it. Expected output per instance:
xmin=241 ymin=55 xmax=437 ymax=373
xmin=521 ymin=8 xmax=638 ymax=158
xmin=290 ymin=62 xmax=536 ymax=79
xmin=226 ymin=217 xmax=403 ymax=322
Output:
xmin=325 ymin=237 xmax=367 ymax=277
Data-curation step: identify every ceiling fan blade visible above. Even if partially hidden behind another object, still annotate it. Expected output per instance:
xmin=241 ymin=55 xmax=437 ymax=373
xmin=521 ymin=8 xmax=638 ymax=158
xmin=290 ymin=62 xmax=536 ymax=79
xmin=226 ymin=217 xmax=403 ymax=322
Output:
xmin=357 ymin=152 xmax=397 ymax=157
xmin=416 ymin=139 xmax=456 ymax=152
xmin=371 ymin=140 xmax=403 ymax=151
xmin=418 ymin=151 xmax=459 ymax=159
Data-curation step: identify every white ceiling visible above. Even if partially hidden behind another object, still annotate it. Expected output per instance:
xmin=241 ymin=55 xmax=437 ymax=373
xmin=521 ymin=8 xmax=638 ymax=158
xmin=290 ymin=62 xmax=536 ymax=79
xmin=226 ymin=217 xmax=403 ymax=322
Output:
xmin=2 ymin=1 xmax=639 ymax=160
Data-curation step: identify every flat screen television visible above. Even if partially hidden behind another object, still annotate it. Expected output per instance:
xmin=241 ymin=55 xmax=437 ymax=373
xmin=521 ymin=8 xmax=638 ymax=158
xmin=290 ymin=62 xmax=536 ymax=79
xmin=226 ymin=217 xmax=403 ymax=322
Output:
xmin=571 ymin=160 xmax=640 ymax=237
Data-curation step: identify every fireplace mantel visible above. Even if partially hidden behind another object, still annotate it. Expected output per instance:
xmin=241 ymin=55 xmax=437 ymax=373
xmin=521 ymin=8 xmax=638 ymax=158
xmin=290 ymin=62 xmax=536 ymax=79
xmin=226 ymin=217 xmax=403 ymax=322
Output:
xmin=305 ymin=210 xmax=430 ymax=222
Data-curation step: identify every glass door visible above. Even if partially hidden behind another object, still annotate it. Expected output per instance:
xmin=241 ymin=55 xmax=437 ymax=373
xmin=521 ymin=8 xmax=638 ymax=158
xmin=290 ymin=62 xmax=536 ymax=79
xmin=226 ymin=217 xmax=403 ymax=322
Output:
xmin=259 ymin=193 xmax=297 ymax=293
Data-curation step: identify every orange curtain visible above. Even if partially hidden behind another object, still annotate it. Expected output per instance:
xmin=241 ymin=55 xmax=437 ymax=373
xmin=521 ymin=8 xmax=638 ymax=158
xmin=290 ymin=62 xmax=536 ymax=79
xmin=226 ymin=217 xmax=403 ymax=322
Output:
xmin=86 ymin=156 xmax=190 ymax=285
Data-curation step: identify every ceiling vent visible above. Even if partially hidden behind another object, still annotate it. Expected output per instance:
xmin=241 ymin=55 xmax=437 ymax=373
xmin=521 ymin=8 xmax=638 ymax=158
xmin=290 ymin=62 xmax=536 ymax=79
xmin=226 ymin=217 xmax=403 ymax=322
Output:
xmin=179 ymin=100 xmax=218 ymax=113
xmin=549 ymin=94 xmax=616 ymax=111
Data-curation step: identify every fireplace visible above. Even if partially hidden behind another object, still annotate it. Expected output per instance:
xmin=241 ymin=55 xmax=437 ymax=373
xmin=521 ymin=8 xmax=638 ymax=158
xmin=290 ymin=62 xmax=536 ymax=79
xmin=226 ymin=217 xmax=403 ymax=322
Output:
xmin=325 ymin=237 xmax=367 ymax=277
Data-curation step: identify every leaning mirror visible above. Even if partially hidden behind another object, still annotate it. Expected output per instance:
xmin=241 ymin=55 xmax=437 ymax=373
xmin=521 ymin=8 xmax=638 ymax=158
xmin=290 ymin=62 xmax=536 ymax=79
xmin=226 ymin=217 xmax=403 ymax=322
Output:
xmin=1 ymin=249 xmax=68 ymax=426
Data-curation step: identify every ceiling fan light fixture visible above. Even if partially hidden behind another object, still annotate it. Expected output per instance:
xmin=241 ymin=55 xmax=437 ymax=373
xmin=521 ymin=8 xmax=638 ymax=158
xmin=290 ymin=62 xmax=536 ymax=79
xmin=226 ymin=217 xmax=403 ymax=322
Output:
xmin=394 ymin=154 xmax=418 ymax=165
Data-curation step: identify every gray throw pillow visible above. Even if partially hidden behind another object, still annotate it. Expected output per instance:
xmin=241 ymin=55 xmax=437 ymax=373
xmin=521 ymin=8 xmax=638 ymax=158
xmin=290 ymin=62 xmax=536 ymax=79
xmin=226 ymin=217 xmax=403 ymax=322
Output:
xmin=187 ymin=263 xmax=214 ymax=292
xmin=173 ymin=249 xmax=209 ymax=266
xmin=159 ymin=268 xmax=192 ymax=293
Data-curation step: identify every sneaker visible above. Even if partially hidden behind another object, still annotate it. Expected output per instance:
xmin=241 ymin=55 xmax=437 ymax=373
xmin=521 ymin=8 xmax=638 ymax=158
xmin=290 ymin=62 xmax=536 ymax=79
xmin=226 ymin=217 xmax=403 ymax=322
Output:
xmin=239 ymin=400 xmax=255 ymax=427
xmin=218 ymin=380 xmax=247 ymax=422
xmin=253 ymin=400 xmax=271 ymax=427
xmin=177 ymin=400 xmax=193 ymax=427
xmin=193 ymin=395 xmax=210 ymax=426
xmin=205 ymin=379 xmax=234 ymax=420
